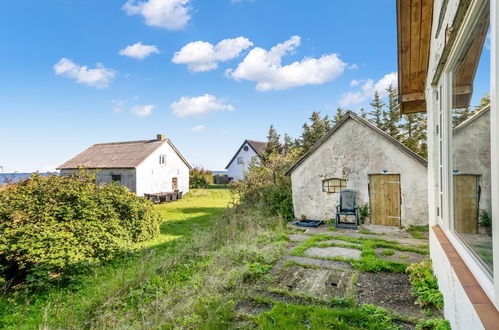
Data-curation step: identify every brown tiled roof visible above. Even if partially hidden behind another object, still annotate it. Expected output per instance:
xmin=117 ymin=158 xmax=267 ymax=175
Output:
xmin=225 ymin=139 xmax=267 ymax=169
xmin=57 ymin=138 xmax=191 ymax=170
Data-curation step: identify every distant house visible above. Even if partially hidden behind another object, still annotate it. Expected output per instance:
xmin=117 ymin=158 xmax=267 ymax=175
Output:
xmin=57 ymin=134 xmax=191 ymax=196
xmin=286 ymin=111 xmax=428 ymax=227
xmin=225 ymin=140 xmax=267 ymax=180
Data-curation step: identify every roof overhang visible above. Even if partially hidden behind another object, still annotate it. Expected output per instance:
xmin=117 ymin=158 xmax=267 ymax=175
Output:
xmin=397 ymin=0 xmax=434 ymax=114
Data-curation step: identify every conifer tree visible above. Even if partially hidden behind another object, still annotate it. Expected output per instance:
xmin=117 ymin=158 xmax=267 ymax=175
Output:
xmin=359 ymin=107 xmax=367 ymax=119
xmin=384 ymin=85 xmax=401 ymax=139
xmin=299 ymin=111 xmax=332 ymax=154
xmin=334 ymin=107 xmax=346 ymax=124
xmin=283 ymin=133 xmax=295 ymax=155
xmin=264 ymin=125 xmax=281 ymax=155
xmin=369 ymin=91 xmax=385 ymax=129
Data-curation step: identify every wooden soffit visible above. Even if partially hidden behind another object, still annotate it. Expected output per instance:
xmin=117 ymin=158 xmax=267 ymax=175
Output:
xmin=397 ymin=0 xmax=434 ymax=114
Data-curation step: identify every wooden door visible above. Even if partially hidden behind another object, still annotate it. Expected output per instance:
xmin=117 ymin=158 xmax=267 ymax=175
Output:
xmin=453 ymin=175 xmax=479 ymax=234
xmin=172 ymin=177 xmax=178 ymax=190
xmin=369 ymin=174 xmax=401 ymax=226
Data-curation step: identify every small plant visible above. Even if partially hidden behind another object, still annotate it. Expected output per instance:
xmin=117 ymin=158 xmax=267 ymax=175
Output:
xmin=480 ymin=210 xmax=492 ymax=236
xmin=416 ymin=318 xmax=451 ymax=330
xmin=300 ymin=214 xmax=307 ymax=220
xmin=408 ymin=225 xmax=429 ymax=239
xmin=381 ymin=249 xmax=395 ymax=256
xmin=359 ymin=203 xmax=370 ymax=218
xmin=406 ymin=259 xmax=444 ymax=310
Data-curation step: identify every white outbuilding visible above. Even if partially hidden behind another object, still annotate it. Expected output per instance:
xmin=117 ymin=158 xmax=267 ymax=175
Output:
xmin=225 ymin=139 xmax=267 ymax=180
xmin=57 ymin=134 xmax=191 ymax=196
xmin=286 ymin=111 xmax=428 ymax=227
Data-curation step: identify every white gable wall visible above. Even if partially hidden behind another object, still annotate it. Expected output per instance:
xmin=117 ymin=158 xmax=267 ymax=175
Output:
xmin=135 ymin=141 xmax=190 ymax=196
xmin=227 ymin=142 xmax=260 ymax=180
xmin=290 ymin=119 xmax=428 ymax=226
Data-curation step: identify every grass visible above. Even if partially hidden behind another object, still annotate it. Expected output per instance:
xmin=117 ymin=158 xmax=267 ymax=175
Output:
xmin=253 ymin=302 xmax=401 ymax=330
xmin=408 ymin=225 xmax=429 ymax=239
xmin=0 ymin=188 xmax=235 ymax=329
xmin=291 ymin=234 xmax=428 ymax=273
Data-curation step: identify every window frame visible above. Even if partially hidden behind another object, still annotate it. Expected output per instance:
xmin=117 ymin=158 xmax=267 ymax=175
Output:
xmin=111 ymin=174 xmax=122 ymax=183
xmin=237 ymin=157 xmax=244 ymax=165
xmin=159 ymin=154 xmax=166 ymax=165
xmin=322 ymin=178 xmax=347 ymax=194
xmin=438 ymin=0 xmax=497 ymax=302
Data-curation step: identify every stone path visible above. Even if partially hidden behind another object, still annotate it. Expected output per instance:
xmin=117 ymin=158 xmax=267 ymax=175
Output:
xmin=269 ymin=223 xmax=430 ymax=321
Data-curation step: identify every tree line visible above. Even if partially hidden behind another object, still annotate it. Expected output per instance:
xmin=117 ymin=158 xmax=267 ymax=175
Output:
xmin=264 ymin=85 xmax=428 ymax=159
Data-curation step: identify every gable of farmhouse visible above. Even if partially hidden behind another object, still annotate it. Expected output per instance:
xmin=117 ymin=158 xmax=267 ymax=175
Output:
xmin=287 ymin=111 xmax=428 ymax=226
xmin=225 ymin=139 xmax=267 ymax=180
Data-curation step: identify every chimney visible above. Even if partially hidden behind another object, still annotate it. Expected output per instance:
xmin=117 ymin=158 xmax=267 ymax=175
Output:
xmin=156 ymin=134 xmax=166 ymax=141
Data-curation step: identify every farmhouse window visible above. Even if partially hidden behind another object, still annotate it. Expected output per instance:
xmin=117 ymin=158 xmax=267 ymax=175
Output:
xmin=159 ymin=154 xmax=166 ymax=165
xmin=322 ymin=178 xmax=347 ymax=193
xmin=111 ymin=175 xmax=121 ymax=183
xmin=237 ymin=157 xmax=243 ymax=165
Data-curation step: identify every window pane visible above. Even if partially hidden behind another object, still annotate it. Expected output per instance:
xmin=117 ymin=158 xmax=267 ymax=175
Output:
xmin=451 ymin=9 xmax=492 ymax=274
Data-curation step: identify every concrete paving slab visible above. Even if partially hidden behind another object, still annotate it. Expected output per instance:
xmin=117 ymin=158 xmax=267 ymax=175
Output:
xmin=304 ymin=246 xmax=362 ymax=260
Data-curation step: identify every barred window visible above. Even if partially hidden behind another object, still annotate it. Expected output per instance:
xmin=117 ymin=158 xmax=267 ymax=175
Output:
xmin=322 ymin=178 xmax=347 ymax=193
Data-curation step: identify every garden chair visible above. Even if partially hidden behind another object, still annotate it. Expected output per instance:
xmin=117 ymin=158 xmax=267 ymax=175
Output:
xmin=335 ymin=189 xmax=359 ymax=229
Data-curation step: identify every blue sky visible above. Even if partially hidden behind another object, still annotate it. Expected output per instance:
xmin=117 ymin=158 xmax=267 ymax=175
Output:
xmin=0 ymin=0 xmax=401 ymax=172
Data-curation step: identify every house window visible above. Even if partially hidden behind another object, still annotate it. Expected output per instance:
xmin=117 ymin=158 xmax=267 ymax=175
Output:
xmin=322 ymin=178 xmax=347 ymax=193
xmin=172 ymin=177 xmax=178 ymax=190
xmin=111 ymin=175 xmax=121 ymax=183
xmin=243 ymin=145 xmax=249 ymax=151
xmin=449 ymin=4 xmax=492 ymax=274
xmin=159 ymin=154 xmax=166 ymax=165
xmin=237 ymin=157 xmax=243 ymax=165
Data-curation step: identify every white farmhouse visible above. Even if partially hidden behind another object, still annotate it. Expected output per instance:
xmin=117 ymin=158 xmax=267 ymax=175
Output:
xmin=397 ymin=0 xmax=499 ymax=327
xmin=225 ymin=140 xmax=267 ymax=180
xmin=57 ymin=134 xmax=191 ymax=196
xmin=286 ymin=111 xmax=428 ymax=227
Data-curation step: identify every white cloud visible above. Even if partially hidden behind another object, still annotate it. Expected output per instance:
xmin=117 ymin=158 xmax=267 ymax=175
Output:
xmin=123 ymin=0 xmax=191 ymax=30
xmin=190 ymin=125 xmax=206 ymax=132
xmin=119 ymin=42 xmax=159 ymax=59
xmin=131 ymin=104 xmax=154 ymax=116
xmin=226 ymin=35 xmax=347 ymax=91
xmin=339 ymin=72 xmax=398 ymax=107
xmin=172 ymin=37 xmax=253 ymax=72
xmin=54 ymin=58 xmax=116 ymax=89
xmin=171 ymin=94 xmax=235 ymax=118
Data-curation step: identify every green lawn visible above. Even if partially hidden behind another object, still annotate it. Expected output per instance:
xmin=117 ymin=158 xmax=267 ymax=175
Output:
xmin=0 ymin=188 xmax=231 ymax=329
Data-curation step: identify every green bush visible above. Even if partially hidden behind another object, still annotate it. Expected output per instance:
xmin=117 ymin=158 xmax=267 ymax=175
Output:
xmin=480 ymin=210 xmax=492 ymax=236
xmin=406 ymin=259 xmax=444 ymax=310
xmin=189 ymin=167 xmax=213 ymax=188
xmin=0 ymin=171 xmax=161 ymax=288
xmin=416 ymin=318 xmax=451 ymax=330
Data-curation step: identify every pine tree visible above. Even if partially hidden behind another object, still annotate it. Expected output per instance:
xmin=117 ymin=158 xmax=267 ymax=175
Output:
xmin=400 ymin=113 xmax=427 ymax=158
xmin=334 ymin=107 xmax=346 ymax=124
xmin=283 ymin=133 xmax=295 ymax=155
xmin=299 ymin=111 xmax=332 ymax=154
xmin=264 ymin=125 xmax=281 ymax=155
xmin=384 ymin=85 xmax=401 ymax=139
xmin=453 ymin=107 xmax=474 ymax=127
xmin=369 ymin=91 xmax=385 ymax=129
xmin=359 ymin=107 xmax=367 ymax=119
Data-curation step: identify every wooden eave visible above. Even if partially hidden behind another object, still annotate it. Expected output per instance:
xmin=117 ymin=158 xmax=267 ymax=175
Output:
xmin=397 ymin=0 xmax=433 ymax=114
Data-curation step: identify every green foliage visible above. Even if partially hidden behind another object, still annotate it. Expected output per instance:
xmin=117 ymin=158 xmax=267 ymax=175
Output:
xmin=298 ymin=111 xmax=332 ymax=154
xmin=406 ymin=259 xmax=444 ymax=310
xmin=359 ymin=203 xmax=370 ymax=218
xmin=369 ymin=91 xmax=385 ymax=128
xmin=254 ymin=302 xmax=400 ymax=330
xmin=408 ymin=225 xmax=429 ymax=239
xmin=189 ymin=167 xmax=213 ymax=188
xmin=416 ymin=318 xmax=451 ymax=330
xmin=231 ymin=148 xmax=299 ymax=221
xmin=382 ymin=249 xmax=395 ymax=256
xmin=334 ymin=107 xmax=347 ymax=124
xmin=480 ymin=210 xmax=492 ymax=236
xmin=0 ymin=171 xmax=161 ymax=288
xmin=264 ymin=124 xmax=282 ymax=155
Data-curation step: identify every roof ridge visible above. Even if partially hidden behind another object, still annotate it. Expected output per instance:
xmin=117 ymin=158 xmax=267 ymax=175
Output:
xmin=93 ymin=139 xmax=158 ymax=146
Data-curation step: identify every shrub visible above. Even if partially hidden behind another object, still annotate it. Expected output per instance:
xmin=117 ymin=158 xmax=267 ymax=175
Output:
xmin=406 ymin=259 xmax=444 ymax=310
xmin=189 ymin=167 xmax=213 ymax=188
xmin=0 ymin=171 xmax=161 ymax=288
xmin=230 ymin=151 xmax=299 ymax=221
xmin=416 ymin=318 xmax=451 ymax=330
xmin=480 ymin=210 xmax=492 ymax=236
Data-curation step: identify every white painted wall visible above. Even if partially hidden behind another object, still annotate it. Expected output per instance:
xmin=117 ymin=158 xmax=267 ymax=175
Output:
xmin=226 ymin=142 xmax=260 ymax=180
xmin=135 ymin=141 xmax=190 ymax=196
xmin=290 ymin=119 xmax=428 ymax=226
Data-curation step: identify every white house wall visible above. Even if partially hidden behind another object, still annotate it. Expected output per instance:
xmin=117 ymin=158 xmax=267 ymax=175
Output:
xmin=290 ymin=119 xmax=428 ymax=226
xmin=227 ymin=142 xmax=259 ymax=180
xmin=135 ymin=141 xmax=190 ymax=196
